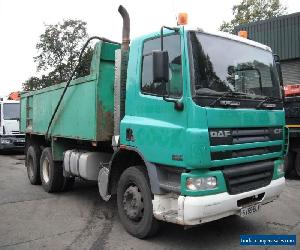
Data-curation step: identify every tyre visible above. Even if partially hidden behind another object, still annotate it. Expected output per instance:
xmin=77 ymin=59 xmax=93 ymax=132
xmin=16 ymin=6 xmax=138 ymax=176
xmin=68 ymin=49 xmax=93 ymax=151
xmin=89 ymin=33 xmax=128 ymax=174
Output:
xmin=61 ymin=177 xmax=75 ymax=191
xmin=117 ymin=166 xmax=159 ymax=238
xmin=285 ymin=151 xmax=300 ymax=179
xmin=285 ymin=151 xmax=295 ymax=178
xmin=40 ymin=147 xmax=64 ymax=192
xmin=294 ymin=152 xmax=300 ymax=178
xmin=26 ymin=145 xmax=41 ymax=185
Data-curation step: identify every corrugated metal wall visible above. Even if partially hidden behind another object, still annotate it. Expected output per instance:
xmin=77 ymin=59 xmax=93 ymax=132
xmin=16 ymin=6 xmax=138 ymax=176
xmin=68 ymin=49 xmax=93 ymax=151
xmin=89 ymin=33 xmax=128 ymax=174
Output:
xmin=234 ymin=12 xmax=300 ymax=61
xmin=282 ymin=59 xmax=300 ymax=84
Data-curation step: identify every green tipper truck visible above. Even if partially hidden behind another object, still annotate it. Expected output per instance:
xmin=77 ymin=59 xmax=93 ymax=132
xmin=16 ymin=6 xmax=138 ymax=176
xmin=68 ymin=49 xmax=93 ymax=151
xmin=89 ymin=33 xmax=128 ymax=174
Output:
xmin=21 ymin=6 xmax=287 ymax=238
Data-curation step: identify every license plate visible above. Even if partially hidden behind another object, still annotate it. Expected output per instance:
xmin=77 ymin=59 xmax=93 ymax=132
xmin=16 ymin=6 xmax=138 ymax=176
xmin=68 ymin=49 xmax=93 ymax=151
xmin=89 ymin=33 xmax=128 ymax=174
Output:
xmin=16 ymin=139 xmax=25 ymax=143
xmin=240 ymin=203 xmax=261 ymax=217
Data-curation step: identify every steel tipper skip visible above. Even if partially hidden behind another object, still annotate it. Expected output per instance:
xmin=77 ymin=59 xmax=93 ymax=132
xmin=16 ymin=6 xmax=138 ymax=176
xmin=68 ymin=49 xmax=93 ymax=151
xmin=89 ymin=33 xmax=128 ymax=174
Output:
xmin=0 ymin=99 xmax=25 ymax=150
xmin=20 ymin=6 xmax=287 ymax=238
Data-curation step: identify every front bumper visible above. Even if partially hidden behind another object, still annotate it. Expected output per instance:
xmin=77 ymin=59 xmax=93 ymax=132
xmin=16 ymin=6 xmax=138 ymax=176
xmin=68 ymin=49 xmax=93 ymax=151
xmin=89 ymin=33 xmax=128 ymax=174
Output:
xmin=0 ymin=136 xmax=25 ymax=150
xmin=153 ymin=177 xmax=285 ymax=225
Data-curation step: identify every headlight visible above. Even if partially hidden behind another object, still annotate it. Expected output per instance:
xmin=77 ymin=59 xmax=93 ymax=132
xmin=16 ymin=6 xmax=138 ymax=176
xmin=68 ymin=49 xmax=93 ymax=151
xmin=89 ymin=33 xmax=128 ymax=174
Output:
xmin=277 ymin=162 xmax=285 ymax=175
xmin=0 ymin=138 xmax=11 ymax=144
xmin=186 ymin=176 xmax=217 ymax=191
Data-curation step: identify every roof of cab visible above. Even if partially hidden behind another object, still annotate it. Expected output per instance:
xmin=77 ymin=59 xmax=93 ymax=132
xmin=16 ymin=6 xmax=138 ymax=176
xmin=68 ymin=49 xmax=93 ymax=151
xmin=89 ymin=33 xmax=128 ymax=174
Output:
xmin=193 ymin=28 xmax=272 ymax=52
xmin=0 ymin=100 xmax=20 ymax=104
xmin=133 ymin=26 xmax=272 ymax=52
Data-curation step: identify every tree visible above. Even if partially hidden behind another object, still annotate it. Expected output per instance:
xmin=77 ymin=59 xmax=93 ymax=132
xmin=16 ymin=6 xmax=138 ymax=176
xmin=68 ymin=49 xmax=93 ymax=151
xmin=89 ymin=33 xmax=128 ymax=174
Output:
xmin=219 ymin=0 xmax=287 ymax=33
xmin=23 ymin=76 xmax=45 ymax=91
xmin=23 ymin=19 xmax=93 ymax=91
xmin=22 ymin=72 xmax=60 ymax=91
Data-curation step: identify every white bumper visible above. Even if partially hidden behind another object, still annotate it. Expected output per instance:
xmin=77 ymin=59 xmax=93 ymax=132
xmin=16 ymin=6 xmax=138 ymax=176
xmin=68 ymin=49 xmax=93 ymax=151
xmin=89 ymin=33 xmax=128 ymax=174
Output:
xmin=153 ymin=177 xmax=285 ymax=225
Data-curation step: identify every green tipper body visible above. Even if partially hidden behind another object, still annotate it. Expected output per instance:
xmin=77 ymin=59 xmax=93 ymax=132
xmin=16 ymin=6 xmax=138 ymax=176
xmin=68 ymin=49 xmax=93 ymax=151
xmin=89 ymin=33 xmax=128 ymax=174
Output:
xmin=20 ymin=42 xmax=120 ymax=141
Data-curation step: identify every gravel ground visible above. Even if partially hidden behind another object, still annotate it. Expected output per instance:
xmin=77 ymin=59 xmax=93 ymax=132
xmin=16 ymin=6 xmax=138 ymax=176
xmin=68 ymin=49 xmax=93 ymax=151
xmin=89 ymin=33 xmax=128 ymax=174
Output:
xmin=0 ymin=153 xmax=299 ymax=250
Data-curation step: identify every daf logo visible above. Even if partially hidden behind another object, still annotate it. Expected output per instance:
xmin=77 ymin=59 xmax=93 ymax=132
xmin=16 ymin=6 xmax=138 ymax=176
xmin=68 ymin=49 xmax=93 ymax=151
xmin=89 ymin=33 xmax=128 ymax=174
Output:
xmin=210 ymin=130 xmax=231 ymax=138
xmin=274 ymin=128 xmax=282 ymax=134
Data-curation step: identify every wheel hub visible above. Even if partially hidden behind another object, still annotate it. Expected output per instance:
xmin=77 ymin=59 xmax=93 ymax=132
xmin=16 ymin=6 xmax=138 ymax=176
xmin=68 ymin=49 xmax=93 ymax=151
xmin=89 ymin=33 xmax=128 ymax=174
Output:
xmin=42 ymin=158 xmax=50 ymax=183
xmin=123 ymin=185 xmax=144 ymax=221
xmin=27 ymin=157 xmax=34 ymax=178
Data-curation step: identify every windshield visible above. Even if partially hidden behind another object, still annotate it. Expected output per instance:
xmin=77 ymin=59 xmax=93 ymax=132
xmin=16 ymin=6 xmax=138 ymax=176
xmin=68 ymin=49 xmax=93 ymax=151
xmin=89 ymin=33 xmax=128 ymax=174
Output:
xmin=189 ymin=32 xmax=281 ymax=99
xmin=3 ymin=103 xmax=20 ymax=120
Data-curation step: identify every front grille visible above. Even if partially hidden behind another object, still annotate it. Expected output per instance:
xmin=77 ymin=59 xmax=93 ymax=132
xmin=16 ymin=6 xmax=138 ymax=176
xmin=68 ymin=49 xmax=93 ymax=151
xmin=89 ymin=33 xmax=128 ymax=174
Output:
xmin=222 ymin=160 xmax=274 ymax=195
xmin=209 ymin=127 xmax=283 ymax=146
xmin=211 ymin=145 xmax=282 ymax=160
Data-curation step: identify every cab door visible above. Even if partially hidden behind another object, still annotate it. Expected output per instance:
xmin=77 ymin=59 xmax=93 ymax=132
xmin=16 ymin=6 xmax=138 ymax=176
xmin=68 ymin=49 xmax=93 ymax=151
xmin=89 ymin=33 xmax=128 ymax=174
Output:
xmin=121 ymin=33 xmax=188 ymax=167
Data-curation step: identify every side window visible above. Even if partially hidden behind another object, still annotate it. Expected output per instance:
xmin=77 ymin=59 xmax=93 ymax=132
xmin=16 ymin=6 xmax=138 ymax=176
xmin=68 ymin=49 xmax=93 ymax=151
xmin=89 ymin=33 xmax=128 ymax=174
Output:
xmin=141 ymin=34 xmax=183 ymax=98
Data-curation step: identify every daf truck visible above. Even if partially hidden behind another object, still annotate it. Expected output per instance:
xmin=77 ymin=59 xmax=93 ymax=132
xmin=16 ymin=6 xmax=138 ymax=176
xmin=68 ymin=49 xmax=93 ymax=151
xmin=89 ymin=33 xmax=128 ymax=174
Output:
xmin=20 ymin=6 xmax=287 ymax=238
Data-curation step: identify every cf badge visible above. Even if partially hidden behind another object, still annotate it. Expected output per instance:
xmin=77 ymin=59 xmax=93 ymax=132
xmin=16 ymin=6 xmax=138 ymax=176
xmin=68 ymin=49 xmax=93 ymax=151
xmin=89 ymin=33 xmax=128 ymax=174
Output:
xmin=274 ymin=128 xmax=282 ymax=134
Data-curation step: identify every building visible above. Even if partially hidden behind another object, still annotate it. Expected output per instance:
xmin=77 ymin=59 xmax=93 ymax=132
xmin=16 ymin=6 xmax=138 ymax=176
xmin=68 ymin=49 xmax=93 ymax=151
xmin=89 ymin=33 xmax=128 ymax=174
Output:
xmin=234 ymin=12 xmax=300 ymax=85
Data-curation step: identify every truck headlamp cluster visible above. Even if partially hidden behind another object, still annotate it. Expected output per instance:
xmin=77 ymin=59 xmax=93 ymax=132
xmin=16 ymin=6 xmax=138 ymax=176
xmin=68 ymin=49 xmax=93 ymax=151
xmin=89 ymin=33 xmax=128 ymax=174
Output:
xmin=186 ymin=176 xmax=217 ymax=191
xmin=0 ymin=138 xmax=11 ymax=144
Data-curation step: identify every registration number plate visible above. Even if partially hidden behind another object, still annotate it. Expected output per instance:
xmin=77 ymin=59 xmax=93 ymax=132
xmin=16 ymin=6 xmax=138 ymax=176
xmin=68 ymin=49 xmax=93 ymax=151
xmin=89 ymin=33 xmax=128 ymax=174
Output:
xmin=240 ymin=203 xmax=261 ymax=217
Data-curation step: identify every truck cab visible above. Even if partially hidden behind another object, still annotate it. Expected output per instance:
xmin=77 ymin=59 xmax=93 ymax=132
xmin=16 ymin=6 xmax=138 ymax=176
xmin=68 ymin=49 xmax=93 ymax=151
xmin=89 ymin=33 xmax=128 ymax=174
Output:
xmin=0 ymin=100 xmax=25 ymax=150
xmin=118 ymin=27 xmax=286 ymax=226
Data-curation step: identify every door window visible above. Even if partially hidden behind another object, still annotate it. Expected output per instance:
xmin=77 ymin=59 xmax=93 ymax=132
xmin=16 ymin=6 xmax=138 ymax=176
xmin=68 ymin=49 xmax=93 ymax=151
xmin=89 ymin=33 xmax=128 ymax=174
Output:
xmin=141 ymin=34 xmax=183 ymax=98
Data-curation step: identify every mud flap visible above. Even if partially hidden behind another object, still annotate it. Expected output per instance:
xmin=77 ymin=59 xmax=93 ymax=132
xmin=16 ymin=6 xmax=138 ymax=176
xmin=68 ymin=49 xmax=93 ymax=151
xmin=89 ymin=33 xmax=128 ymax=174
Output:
xmin=98 ymin=166 xmax=111 ymax=201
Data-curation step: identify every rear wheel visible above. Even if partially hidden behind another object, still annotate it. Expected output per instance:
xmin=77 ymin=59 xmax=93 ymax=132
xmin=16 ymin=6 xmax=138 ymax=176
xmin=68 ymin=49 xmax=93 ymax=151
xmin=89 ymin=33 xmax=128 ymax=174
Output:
xmin=117 ymin=166 xmax=159 ymax=239
xmin=26 ymin=145 xmax=41 ymax=185
xmin=40 ymin=147 xmax=64 ymax=192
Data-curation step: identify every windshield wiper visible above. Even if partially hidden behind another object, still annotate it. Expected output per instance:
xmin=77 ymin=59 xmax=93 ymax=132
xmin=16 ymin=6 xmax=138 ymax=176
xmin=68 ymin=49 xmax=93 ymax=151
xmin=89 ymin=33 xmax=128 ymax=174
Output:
xmin=209 ymin=91 xmax=247 ymax=107
xmin=256 ymin=96 xmax=282 ymax=108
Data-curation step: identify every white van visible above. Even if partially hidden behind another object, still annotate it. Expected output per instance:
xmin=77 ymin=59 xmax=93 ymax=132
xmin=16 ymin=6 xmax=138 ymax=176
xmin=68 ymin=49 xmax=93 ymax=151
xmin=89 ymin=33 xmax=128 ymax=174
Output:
xmin=0 ymin=100 xmax=25 ymax=150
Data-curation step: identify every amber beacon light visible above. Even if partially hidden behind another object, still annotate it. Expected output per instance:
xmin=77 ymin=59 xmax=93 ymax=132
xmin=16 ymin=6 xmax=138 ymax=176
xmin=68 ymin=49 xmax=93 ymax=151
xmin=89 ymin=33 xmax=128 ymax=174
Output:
xmin=238 ymin=30 xmax=248 ymax=39
xmin=177 ymin=12 xmax=188 ymax=25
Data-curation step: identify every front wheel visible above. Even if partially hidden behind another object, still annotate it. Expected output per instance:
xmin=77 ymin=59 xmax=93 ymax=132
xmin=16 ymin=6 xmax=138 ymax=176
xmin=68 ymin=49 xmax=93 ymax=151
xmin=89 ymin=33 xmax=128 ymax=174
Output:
xmin=117 ymin=166 xmax=159 ymax=238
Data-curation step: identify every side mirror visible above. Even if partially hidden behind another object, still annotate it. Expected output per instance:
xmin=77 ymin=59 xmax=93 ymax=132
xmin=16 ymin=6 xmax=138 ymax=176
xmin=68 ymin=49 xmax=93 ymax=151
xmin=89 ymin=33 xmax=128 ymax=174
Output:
xmin=274 ymin=54 xmax=283 ymax=86
xmin=274 ymin=54 xmax=284 ymax=100
xmin=152 ymin=50 xmax=169 ymax=84
xmin=276 ymin=61 xmax=283 ymax=85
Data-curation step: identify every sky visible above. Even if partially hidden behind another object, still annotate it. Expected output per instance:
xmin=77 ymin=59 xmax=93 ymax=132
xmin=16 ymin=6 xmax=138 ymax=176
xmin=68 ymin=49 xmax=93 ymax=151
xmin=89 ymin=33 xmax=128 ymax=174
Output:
xmin=0 ymin=0 xmax=299 ymax=97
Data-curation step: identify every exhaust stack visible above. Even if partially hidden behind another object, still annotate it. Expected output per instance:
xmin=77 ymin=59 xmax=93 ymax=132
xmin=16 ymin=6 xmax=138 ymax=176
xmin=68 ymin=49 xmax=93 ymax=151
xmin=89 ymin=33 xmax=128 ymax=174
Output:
xmin=118 ymin=5 xmax=130 ymax=51
xmin=113 ymin=5 xmax=130 ymax=148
